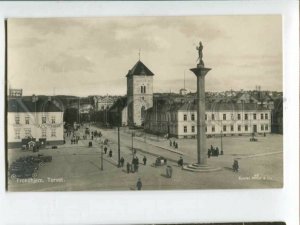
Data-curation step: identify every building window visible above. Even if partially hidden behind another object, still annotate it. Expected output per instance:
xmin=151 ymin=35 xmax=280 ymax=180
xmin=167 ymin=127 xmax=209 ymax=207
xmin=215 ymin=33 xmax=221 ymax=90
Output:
xmin=238 ymin=125 xmax=241 ymax=131
xmin=15 ymin=116 xmax=20 ymax=124
xmin=15 ymin=129 xmax=20 ymax=139
xmin=192 ymin=126 xmax=195 ymax=133
xmin=212 ymin=114 xmax=215 ymax=120
xmin=25 ymin=116 xmax=30 ymax=125
xmin=253 ymin=114 xmax=256 ymax=120
xmin=261 ymin=125 xmax=264 ymax=131
xmin=191 ymin=114 xmax=195 ymax=121
xmin=141 ymin=86 xmax=146 ymax=93
xmin=183 ymin=126 xmax=187 ymax=133
xmin=25 ymin=128 xmax=31 ymax=137
xmin=51 ymin=129 xmax=56 ymax=137
xmin=42 ymin=128 xmax=47 ymax=138
xmin=183 ymin=114 xmax=187 ymax=121
xmin=231 ymin=125 xmax=234 ymax=132
xmin=238 ymin=114 xmax=241 ymax=120
xmin=223 ymin=125 xmax=226 ymax=132
xmin=265 ymin=124 xmax=269 ymax=131
xmin=205 ymin=114 xmax=207 ymax=120
xmin=265 ymin=113 xmax=268 ymax=119
xmin=223 ymin=114 xmax=226 ymax=120
xmin=42 ymin=116 xmax=46 ymax=124
xmin=212 ymin=126 xmax=215 ymax=132
xmin=245 ymin=114 xmax=248 ymax=120
xmin=51 ymin=116 xmax=56 ymax=124
xmin=261 ymin=113 xmax=264 ymax=119
xmin=245 ymin=125 xmax=248 ymax=131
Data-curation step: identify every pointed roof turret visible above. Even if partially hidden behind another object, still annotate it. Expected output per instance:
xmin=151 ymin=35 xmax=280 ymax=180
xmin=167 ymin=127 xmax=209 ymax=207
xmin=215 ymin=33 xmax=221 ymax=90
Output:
xmin=126 ymin=60 xmax=154 ymax=77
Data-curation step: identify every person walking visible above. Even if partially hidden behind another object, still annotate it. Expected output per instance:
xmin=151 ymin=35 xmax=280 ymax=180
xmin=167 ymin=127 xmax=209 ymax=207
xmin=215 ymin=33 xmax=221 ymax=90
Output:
xmin=143 ymin=156 xmax=147 ymax=165
xmin=178 ymin=156 xmax=183 ymax=167
xmin=208 ymin=149 xmax=211 ymax=158
xmin=169 ymin=140 xmax=172 ymax=147
xmin=126 ymin=162 xmax=130 ymax=174
xmin=136 ymin=178 xmax=142 ymax=190
xmin=104 ymin=146 xmax=107 ymax=154
xmin=166 ymin=165 xmax=173 ymax=178
xmin=109 ymin=150 xmax=112 ymax=158
xmin=120 ymin=157 xmax=125 ymax=167
xmin=135 ymin=157 xmax=139 ymax=172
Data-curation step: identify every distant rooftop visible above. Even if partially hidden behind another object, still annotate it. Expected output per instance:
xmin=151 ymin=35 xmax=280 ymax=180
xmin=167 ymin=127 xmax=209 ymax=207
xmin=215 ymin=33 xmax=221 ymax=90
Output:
xmin=7 ymin=97 xmax=63 ymax=113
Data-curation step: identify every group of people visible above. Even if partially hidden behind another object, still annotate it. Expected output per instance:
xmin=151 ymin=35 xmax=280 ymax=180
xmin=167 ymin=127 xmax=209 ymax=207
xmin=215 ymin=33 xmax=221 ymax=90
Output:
xmin=125 ymin=156 xmax=147 ymax=174
xmin=103 ymin=146 xmax=113 ymax=158
xmin=70 ymin=136 xmax=79 ymax=144
xmin=169 ymin=140 xmax=179 ymax=149
xmin=207 ymin=145 xmax=223 ymax=158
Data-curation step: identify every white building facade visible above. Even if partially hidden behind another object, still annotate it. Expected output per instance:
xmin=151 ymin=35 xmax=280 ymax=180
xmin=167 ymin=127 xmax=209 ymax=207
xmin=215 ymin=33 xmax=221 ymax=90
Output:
xmin=7 ymin=97 xmax=64 ymax=148
xmin=145 ymin=102 xmax=272 ymax=138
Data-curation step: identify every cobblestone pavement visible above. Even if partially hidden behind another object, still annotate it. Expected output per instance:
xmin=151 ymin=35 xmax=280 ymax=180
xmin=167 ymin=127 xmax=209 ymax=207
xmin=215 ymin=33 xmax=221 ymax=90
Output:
xmin=7 ymin=126 xmax=283 ymax=191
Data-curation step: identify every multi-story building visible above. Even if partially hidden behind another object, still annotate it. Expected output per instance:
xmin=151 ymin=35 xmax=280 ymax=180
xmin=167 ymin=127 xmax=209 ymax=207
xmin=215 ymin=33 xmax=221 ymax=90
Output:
xmin=7 ymin=96 xmax=64 ymax=148
xmin=145 ymin=101 xmax=272 ymax=139
xmin=93 ymin=95 xmax=119 ymax=111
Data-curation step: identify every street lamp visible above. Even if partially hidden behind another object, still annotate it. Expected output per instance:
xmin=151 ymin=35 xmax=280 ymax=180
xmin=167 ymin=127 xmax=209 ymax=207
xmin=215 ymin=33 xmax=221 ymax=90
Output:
xmin=131 ymin=132 xmax=135 ymax=158
xmin=220 ymin=120 xmax=223 ymax=152
xmin=100 ymin=144 xmax=103 ymax=171
xmin=117 ymin=126 xmax=120 ymax=167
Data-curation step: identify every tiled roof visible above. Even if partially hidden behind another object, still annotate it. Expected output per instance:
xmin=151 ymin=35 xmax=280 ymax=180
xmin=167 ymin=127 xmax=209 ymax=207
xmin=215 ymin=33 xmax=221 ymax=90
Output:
xmin=148 ymin=101 xmax=270 ymax=114
xmin=126 ymin=60 xmax=154 ymax=77
xmin=7 ymin=98 xmax=63 ymax=113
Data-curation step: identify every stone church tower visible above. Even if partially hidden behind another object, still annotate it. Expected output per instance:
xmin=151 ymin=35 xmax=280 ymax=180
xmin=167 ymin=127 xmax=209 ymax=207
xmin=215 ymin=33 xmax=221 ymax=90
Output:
xmin=126 ymin=60 xmax=154 ymax=127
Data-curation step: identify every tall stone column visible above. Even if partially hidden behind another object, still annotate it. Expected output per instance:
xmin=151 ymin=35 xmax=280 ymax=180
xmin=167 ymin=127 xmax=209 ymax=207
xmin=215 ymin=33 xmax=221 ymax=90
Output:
xmin=190 ymin=66 xmax=211 ymax=164
xmin=183 ymin=41 xmax=221 ymax=172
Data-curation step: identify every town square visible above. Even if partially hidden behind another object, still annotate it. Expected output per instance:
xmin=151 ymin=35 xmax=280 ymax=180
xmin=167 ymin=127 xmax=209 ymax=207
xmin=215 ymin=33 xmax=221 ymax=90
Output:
xmin=6 ymin=16 xmax=283 ymax=191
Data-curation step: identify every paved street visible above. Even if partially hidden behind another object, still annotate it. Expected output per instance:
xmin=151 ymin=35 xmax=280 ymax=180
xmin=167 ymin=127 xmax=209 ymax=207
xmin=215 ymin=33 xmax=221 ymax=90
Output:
xmin=7 ymin=125 xmax=283 ymax=191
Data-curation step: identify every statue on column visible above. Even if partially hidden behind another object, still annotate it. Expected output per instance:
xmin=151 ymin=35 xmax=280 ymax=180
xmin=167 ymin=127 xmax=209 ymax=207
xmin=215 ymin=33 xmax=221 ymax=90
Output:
xmin=196 ymin=41 xmax=205 ymax=67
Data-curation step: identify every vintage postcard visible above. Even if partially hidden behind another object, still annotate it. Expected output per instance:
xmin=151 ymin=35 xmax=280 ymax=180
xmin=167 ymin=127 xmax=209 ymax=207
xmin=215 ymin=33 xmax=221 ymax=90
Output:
xmin=5 ymin=16 xmax=283 ymax=191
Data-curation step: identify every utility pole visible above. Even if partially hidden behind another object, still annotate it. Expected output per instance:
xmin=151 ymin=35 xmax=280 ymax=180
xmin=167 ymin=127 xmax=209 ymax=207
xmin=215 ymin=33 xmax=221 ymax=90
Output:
xmin=118 ymin=126 xmax=120 ymax=167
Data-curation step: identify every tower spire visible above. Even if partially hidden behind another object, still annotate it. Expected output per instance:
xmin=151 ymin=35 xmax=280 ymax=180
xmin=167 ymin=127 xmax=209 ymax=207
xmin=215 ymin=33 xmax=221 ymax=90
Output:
xmin=184 ymin=70 xmax=186 ymax=89
xmin=138 ymin=48 xmax=141 ymax=61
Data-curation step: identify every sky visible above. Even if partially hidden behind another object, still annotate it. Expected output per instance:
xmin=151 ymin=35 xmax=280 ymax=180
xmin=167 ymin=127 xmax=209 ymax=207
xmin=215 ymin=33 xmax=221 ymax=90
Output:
xmin=7 ymin=16 xmax=282 ymax=96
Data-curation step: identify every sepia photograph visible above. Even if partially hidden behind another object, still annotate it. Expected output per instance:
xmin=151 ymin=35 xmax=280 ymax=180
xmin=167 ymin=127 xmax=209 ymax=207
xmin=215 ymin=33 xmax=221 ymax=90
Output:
xmin=5 ymin=15 xmax=283 ymax=191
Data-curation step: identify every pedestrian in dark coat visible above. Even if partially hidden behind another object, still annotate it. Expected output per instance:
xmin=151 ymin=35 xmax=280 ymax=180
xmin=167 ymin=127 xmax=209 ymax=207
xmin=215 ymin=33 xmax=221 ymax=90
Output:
xmin=109 ymin=150 xmax=112 ymax=158
xmin=178 ymin=157 xmax=183 ymax=167
xmin=120 ymin=157 xmax=125 ymax=167
xmin=136 ymin=178 xmax=142 ymax=190
xmin=169 ymin=140 xmax=172 ymax=146
xmin=208 ymin=149 xmax=211 ymax=158
xmin=173 ymin=141 xmax=176 ymax=147
xmin=126 ymin=162 xmax=130 ymax=173
xmin=143 ymin=156 xmax=147 ymax=165
xmin=135 ymin=157 xmax=139 ymax=172
xmin=104 ymin=146 xmax=107 ymax=154
xmin=216 ymin=147 xmax=219 ymax=157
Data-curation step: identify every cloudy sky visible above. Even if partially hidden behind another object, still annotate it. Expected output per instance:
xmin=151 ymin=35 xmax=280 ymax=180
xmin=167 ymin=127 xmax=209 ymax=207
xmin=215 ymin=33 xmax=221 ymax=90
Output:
xmin=7 ymin=16 xmax=282 ymax=96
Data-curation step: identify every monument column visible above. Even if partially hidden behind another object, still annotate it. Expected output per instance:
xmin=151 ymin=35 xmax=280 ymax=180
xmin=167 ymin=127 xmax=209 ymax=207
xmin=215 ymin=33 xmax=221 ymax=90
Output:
xmin=183 ymin=41 xmax=220 ymax=172
xmin=191 ymin=66 xmax=210 ymax=164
